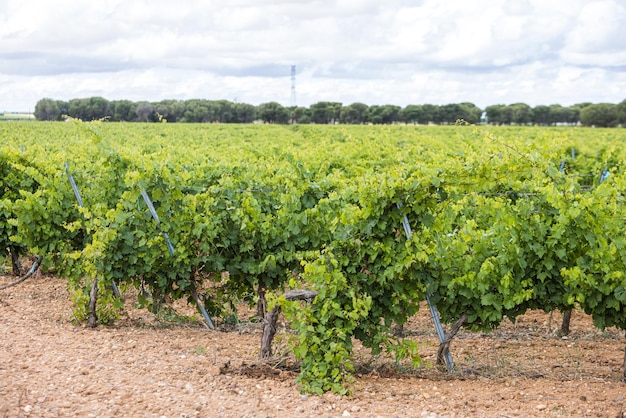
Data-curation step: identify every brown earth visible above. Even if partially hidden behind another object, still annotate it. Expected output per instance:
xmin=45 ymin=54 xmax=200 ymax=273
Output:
xmin=1 ymin=271 xmax=626 ymax=418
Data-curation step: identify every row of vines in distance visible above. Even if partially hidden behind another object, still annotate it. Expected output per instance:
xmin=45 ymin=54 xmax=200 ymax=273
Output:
xmin=2 ymin=121 xmax=626 ymax=393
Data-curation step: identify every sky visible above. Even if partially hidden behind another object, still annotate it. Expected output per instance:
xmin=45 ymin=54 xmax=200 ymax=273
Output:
xmin=1 ymin=0 xmax=626 ymax=112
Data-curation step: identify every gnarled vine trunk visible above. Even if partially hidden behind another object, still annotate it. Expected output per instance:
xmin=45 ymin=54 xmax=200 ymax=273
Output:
xmin=558 ymin=309 xmax=572 ymax=337
xmin=257 ymin=285 xmax=267 ymax=321
xmin=260 ymin=306 xmax=281 ymax=359
xmin=437 ymin=313 xmax=467 ymax=367
xmin=259 ymin=290 xmax=318 ymax=360
xmin=88 ymin=279 xmax=98 ymax=328
xmin=9 ymin=246 xmax=22 ymax=276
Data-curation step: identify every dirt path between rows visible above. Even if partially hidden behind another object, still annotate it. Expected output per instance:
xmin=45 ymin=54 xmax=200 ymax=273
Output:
xmin=1 ymin=273 xmax=625 ymax=417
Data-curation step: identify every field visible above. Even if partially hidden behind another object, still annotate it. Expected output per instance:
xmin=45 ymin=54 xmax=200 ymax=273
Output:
xmin=2 ymin=122 xmax=626 ymax=416
xmin=0 ymin=113 xmax=35 ymax=121
xmin=2 ymin=272 xmax=625 ymax=417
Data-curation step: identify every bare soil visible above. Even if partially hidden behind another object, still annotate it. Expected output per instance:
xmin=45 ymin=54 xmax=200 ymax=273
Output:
xmin=1 ymin=272 xmax=626 ymax=418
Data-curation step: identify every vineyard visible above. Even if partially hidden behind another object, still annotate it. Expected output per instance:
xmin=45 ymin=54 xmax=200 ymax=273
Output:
xmin=2 ymin=120 xmax=626 ymax=397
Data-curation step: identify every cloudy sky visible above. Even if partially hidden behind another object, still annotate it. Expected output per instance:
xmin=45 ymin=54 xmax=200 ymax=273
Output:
xmin=1 ymin=0 xmax=626 ymax=112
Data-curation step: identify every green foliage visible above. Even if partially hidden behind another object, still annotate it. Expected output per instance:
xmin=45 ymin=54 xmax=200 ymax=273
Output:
xmin=3 ymin=122 xmax=626 ymax=394
xmin=580 ymin=103 xmax=619 ymax=127
xmin=282 ymin=254 xmax=372 ymax=394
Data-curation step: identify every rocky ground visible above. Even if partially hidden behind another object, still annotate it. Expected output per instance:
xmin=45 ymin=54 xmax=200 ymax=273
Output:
xmin=1 ymin=272 xmax=626 ymax=417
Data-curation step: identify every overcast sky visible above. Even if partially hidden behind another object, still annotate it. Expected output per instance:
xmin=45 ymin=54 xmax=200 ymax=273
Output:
xmin=2 ymin=0 xmax=626 ymax=112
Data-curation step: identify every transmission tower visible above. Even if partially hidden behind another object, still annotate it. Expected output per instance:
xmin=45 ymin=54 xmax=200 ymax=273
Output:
xmin=290 ymin=65 xmax=296 ymax=108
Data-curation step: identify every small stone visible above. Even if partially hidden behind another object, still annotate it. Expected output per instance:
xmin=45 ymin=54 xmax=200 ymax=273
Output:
xmin=342 ymin=410 xmax=351 ymax=416
xmin=536 ymin=404 xmax=547 ymax=411
xmin=185 ymin=382 xmax=194 ymax=394
xmin=207 ymin=365 xmax=222 ymax=376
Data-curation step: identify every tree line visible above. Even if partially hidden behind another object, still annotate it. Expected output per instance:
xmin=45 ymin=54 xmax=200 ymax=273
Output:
xmin=34 ymin=97 xmax=626 ymax=127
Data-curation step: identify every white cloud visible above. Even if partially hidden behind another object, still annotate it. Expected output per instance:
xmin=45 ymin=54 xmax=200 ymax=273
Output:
xmin=1 ymin=0 xmax=625 ymax=111
xmin=562 ymin=0 xmax=626 ymax=66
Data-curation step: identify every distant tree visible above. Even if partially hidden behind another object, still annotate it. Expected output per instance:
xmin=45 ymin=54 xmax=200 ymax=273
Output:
xmin=485 ymin=104 xmax=507 ymax=125
xmin=439 ymin=103 xmax=462 ymax=124
xmin=458 ymin=102 xmax=482 ymax=124
xmin=111 ymin=100 xmax=136 ymax=122
xmin=35 ymin=96 xmax=626 ymax=127
xmin=616 ymin=100 xmax=626 ymax=126
xmin=136 ymin=103 xmax=156 ymax=122
xmin=559 ymin=106 xmax=575 ymax=124
xmin=235 ymin=103 xmax=257 ymax=123
xmin=438 ymin=102 xmax=481 ymax=124
xmin=289 ymin=106 xmax=309 ymax=124
xmin=400 ymin=105 xmax=422 ymax=124
xmin=89 ymin=97 xmax=111 ymax=120
xmin=340 ymin=102 xmax=369 ymax=124
xmin=368 ymin=105 xmax=401 ymax=124
xmin=67 ymin=98 xmax=89 ymax=120
xmin=34 ymin=98 xmax=61 ymax=121
xmin=67 ymin=97 xmax=111 ymax=120
xmin=310 ymin=101 xmax=342 ymax=124
xmin=153 ymin=100 xmax=184 ymax=122
xmin=580 ymin=103 xmax=619 ymax=127
xmin=257 ymin=102 xmax=289 ymax=124
xmin=420 ymin=104 xmax=440 ymax=124
xmin=509 ymin=103 xmax=532 ymax=125
xmin=56 ymin=100 xmax=69 ymax=118
xmin=182 ymin=99 xmax=211 ymax=122
xmin=199 ymin=100 xmax=237 ymax=123
xmin=531 ymin=105 xmax=551 ymax=125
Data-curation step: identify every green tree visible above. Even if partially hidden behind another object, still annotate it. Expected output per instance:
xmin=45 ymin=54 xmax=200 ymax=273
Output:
xmin=458 ymin=102 xmax=482 ymax=124
xmin=439 ymin=103 xmax=463 ymax=124
xmin=616 ymin=99 xmax=626 ymax=126
xmin=235 ymin=103 xmax=257 ymax=123
xmin=485 ymin=104 xmax=508 ymax=125
xmin=182 ymin=99 xmax=210 ymax=123
xmin=153 ymin=100 xmax=185 ymax=122
xmin=438 ymin=102 xmax=481 ymax=124
xmin=509 ymin=103 xmax=532 ymax=125
xmin=289 ymin=106 xmax=309 ymax=124
xmin=34 ymin=98 xmax=62 ymax=121
xmin=580 ymin=103 xmax=619 ymax=127
xmin=111 ymin=100 xmax=136 ymax=122
xmin=135 ymin=103 xmax=156 ymax=122
xmin=310 ymin=102 xmax=342 ymax=124
xmin=420 ymin=104 xmax=440 ymax=124
xmin=531 ymin=105 xmax=551 ymax=125
xmin=257 ymin=102 xmax=289 ymax=124
xmin=400 ymin=105 xmax=423 ymax=124
xmin=340 ymin=103 xmax=369 ymax=124
xmin=67 ymin=97 xmax=111 ymax=120
xmin=368 ymin=105 xmax=401 ymax=124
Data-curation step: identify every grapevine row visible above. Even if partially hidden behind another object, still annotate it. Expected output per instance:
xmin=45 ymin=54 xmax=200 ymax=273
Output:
xmin=2 ymin=121 xmax=626 ymax=393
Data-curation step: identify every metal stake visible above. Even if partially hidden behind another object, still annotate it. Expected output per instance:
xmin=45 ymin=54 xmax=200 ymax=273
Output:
xmin=397 ymin=202 xmax=455 ymax=370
